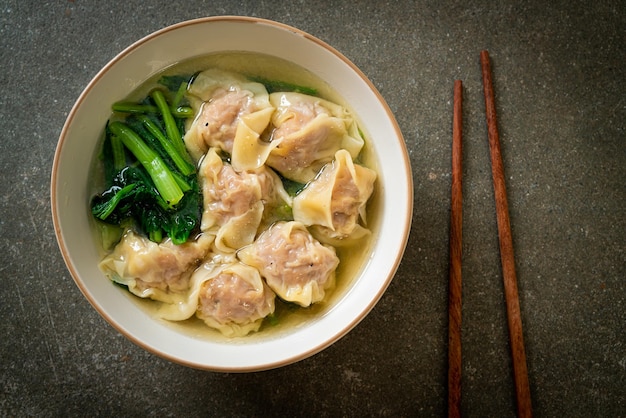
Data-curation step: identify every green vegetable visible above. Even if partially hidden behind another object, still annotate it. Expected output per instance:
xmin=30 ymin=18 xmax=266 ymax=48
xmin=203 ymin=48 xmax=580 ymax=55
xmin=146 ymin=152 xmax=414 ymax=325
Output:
xmin=266 ymin=313 xmax=279 ymax=327
xmin=157 ymin=74 xmax=196 ymax=92
xmin=122 ymin=116 xmax=188 ymax=184
xmin=91 ymin=183 xmax=138 ymax=220
xmin=110 ymin=135 xmax=127 ymax=172
xmin=111 ymin=101 xmax=193 ymax=118
xmin=92 ymin=164 xmax=201 ymax=246
xmin=136 ymin=114 xmax=195 ymax=176
xmin=171 ymin=81 xmax=189 ymax=109
xmin=247 ymin=75 xmax=318 ymax=96
xmin=151 ymin=89 xmax=190 ymax=164
xmin=109 ymin=121 xmax=184 ymax=208
xmin=91 ymin=84 xmax=201 ymax=245
xmin=280 ymin=175 xmax=306 ymax=197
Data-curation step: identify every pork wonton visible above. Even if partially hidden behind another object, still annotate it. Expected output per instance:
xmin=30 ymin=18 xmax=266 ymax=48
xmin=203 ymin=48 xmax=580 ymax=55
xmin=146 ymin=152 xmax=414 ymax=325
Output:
xmin=184 ymin=68 xmax=273 ymax=162
xmin=265 ymin=92 xmax=364 ymax=183
xmin=237 ymin=221 xmax=339 ymax=307
xmin=293 ymin=149 xmax=376 ymax=244
xmin=99 ymin=228 xmax=213 ymax=303
xmin=159 ymin=261 xmax=275 ymax=337
xmin=198 ymin=147 xmax=291 ymax=252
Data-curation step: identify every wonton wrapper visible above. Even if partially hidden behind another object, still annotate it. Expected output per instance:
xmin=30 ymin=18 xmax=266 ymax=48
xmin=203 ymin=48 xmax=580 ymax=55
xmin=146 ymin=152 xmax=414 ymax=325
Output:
xmin=265 ymin=92 xmax=364 ymax=183
xmin=198 ymin=147 xmax=291 ymax=253
xmin=159 ymin=261 xmax=275 ymax=337
xmin=237 ymin=221 xmax=339 ymax=307
xmin=231 ymin=107 xmax=278 ymax=172
xmin=99 ymin=228 xmax=213 ymax=304
xmin=184 ymin=68 xmax=274 ymax=162
xmin=293 ymin=149 xmax=376 ymax=245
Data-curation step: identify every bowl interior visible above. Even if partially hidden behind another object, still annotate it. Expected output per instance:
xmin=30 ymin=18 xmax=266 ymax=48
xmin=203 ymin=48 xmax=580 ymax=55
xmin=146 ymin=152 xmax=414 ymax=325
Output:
xmin=51 ymin=16 xmax=412 ymax=371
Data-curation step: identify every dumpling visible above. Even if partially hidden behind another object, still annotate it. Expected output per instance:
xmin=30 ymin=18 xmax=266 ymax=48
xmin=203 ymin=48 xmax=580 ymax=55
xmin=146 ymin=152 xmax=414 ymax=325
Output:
xmin=196 ymin=262 xmax=276 ymax=337
xmin=184 ymin=68 xmax=274 ymax=162
xmin=265 ymin=92 xmax=364 ymax=183
xmin=292 ymin=149 xmax=377 ymax=244
xmin=237 ymin=221 xmax=339 ymax=307
xmin=98 ymin=228 xmax=213 ymax=303
xmin=159 ymin=261 xmax=276 ymax=337
xmin=198 ymin=147 xmax=291 ymax=252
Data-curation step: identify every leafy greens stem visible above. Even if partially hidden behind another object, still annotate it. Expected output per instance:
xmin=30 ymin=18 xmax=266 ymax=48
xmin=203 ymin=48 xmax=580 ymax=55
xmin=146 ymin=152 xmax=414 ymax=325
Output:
xmin=151 ymin=89 xmax=191 ymax=163
xmin=137 ymin=115 xmax=195 ymax=176
xmin=149 ymin=229 xmax=163 ymax=243
xmin=108 ymin=121 xmax=184 ymax=208
xmin=112 ymin=101 xmax=192 ymax=118
xmin=171 ymin=81 xmax=188 ymax=109
xmin=110 ymin=135 xmax=126 ymax=171
xmin=111 ymin=102 xmax=158 ymax=114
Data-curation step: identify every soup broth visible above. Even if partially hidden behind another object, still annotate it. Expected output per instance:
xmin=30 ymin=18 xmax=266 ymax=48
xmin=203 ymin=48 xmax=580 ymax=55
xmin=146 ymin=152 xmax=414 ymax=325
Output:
xmin=90 ymin=51 xmax=381 ymax=342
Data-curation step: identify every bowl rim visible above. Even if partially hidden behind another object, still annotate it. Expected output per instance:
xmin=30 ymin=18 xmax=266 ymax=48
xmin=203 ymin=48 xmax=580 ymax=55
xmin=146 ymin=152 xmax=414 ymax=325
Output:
xmin=51 ymin=15 xmax=413 ymax=371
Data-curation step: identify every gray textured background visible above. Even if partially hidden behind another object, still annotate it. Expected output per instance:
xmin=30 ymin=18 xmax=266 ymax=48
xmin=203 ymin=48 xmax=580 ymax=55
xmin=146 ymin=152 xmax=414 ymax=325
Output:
xmin=1 ymin=1 xmax=624 ymax=416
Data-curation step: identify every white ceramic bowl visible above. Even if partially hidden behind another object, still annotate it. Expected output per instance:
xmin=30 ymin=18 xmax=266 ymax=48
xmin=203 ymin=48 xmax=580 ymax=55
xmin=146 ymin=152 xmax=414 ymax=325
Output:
xmin=51 ymin=16 xmax=412 ymax=371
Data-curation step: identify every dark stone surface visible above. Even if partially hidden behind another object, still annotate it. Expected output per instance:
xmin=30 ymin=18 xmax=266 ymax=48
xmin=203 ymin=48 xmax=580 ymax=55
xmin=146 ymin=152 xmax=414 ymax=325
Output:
xmin=1 ymin=1 xmax=623 ymax=416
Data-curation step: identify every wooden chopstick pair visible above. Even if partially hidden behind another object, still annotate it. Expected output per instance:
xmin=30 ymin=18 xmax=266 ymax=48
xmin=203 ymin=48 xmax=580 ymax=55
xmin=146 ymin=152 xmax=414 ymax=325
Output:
xmin=447 ymin=50 xmax=533 ymax=418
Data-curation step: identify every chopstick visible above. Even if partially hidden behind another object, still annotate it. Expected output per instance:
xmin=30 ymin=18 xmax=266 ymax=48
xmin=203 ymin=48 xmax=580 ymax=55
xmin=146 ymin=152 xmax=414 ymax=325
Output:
xmin=448 ymin=80 xmax=463 ymax=418
xmin=480 ymin=50 xmax=533 ymax=418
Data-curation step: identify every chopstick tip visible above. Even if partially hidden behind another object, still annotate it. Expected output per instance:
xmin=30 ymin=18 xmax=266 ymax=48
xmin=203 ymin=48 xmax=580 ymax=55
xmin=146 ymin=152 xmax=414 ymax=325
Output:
xmin=480 ymin=50 xmax=490 ymax=64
